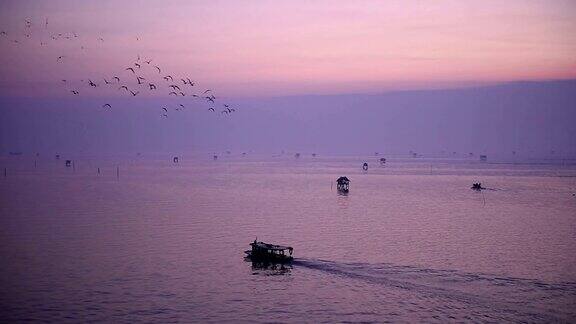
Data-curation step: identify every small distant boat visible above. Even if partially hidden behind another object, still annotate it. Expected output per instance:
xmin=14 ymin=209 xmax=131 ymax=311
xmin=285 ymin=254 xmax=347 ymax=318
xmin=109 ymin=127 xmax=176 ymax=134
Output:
xmin=245 ymin=240 xmax=294 ymax=263
xmin=471 ymin=182 xmax=485 ymax=190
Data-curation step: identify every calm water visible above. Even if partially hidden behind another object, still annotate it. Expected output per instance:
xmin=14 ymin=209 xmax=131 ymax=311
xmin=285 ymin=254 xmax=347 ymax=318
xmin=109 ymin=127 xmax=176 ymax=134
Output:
xmin=1 ymin=155 xmax=575 ymax=323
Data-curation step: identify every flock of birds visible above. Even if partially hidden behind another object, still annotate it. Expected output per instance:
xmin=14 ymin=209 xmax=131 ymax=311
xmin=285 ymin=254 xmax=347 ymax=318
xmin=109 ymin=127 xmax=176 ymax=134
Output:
xmin=1 ymin=18 xmax=239 ymax=118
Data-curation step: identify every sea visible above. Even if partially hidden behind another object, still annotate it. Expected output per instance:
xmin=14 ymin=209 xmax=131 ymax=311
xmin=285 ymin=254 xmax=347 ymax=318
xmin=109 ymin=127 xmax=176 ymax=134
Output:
xmin=1 ymin=154 xmax=575 ymax=323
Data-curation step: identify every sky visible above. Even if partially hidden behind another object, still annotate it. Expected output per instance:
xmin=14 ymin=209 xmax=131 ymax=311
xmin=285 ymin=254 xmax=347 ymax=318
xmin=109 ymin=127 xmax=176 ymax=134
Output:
xmin=0 ymin=1 xmax=575 ymax=157
xmin=0 ymin=0 xmax=575 ymax=97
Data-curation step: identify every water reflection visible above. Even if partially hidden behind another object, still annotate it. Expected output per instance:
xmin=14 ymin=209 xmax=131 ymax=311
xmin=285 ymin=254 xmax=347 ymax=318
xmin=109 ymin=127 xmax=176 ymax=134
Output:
xmin=246 ymin=259 xmax=293 ymax=275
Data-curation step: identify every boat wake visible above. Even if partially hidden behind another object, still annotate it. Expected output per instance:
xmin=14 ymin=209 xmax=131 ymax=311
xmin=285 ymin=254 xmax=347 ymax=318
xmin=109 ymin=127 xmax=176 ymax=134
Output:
xmin=293 ymin=258 xmax=576 ymax=322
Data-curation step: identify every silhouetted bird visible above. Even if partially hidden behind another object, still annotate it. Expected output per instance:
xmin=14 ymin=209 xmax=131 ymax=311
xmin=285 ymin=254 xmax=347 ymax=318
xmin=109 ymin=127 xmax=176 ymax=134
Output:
xmin=169 ymin=91 xmax=177 ymax=96
xmin=163 ymin=75 xmax=173 ymax=81
xmin=113 ymin=76 xmax=120 ymax=82
xmin=169 ymin=85 xmax=180 ymax=90
xmin=134 ymin=63 xmax=141 ymax=69
xmin=119 ymin=85 xmax=129 ymax=91
xmin=102 ymin=103 xmax=112 ymax=109
xmin=130 ymin=90 xmax=139 ymax=96
xmin=154 ymin=66 xmax=161 ymax=73
xmin=126 ymin=67 xmax=135 ymax=74
xmin=149 ymin=83 xmax=157 ymax=90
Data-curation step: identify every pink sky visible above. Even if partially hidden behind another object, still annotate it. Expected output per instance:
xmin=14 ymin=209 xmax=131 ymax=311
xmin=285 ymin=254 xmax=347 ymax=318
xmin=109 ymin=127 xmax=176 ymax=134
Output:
xmin=0 ymin=0 xmax=575 ymax=97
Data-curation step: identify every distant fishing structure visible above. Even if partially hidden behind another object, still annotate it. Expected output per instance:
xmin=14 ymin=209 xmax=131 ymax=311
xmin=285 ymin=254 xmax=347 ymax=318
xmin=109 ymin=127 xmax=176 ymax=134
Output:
xmin=336 ymin=176 xmax=350 ymax=193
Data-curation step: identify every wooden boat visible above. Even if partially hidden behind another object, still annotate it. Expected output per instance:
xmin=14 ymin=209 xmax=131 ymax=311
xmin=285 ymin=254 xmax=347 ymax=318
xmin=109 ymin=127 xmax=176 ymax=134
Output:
xmin=244 ymin=240 xmax=294 ymax=263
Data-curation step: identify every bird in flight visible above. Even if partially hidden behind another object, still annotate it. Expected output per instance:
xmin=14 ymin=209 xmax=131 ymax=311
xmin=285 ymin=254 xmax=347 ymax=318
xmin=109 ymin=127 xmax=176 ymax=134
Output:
xmin=136 ymin=76 xmax=145 ymax=84
xmin=57 ymin=55 xmax=65 ymax=62
xmin=154 ymin=66 xmax=161 ymax=73
xmin=169 ymin=85 xmax=181 ymax=90
xmin=0 ymin=31 xmax=7 ymax=36
xmin=186 ymin=78 xmax=194 ymax=86
xmin=162 ymin=107 xmax=168 ymax=112
xmin=179 ymin=92 xmax=185 ymax=96
xmin=130 ymin=90 xmax=139 ymax=96
xmin=88 ymin=80 xmax=97 ymax=87
xmin=113 ymin=76 xmax=120 ymax=82
xmin=208 ymin=107 xmax=215 ymax=112
xmin=149 ymin=83 xmax=157 ymax=90
xmin=163 ymin=75 xmax=173 ymax=81
xmin=70 ymin=90 xmax=79 ymax=95
xmin=104 ymin=79 xmax=111 ymax=84
xmin=134 ymin=63 xmax=141 ymax=69
xmin=179 ymin=104 xmax=185 ymax=109
xmin=169 ymin=91 xmax=178 ymax=96
xmin=205 ymin=96 xmax=215 ymax=103
xmin=102 ymin=104 xmax=112 ymax=109
xmin=145 ymin=59 xmax=152 ymax=64
xmin=162 ymin=114 xmax=168 ymax=118
xmin=119 ymin=85 xmax=129 ymax=91
xmin=126 ymin=67 xmax=135 ymax=74
xmin=203 ymin=90 xmax=212 ymax=94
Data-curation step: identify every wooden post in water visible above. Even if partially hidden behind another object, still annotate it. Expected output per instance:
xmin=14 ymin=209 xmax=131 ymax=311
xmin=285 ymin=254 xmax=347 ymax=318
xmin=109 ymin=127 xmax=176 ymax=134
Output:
xmin=3 ymin=167 xmax=6 ymax=178
xmin=116 ymin=166 xmax=119 ymax=180
xmin=72 ymin=161 xmax=75 ymax=172
xmin=97 ymin=167 xmax=100 ymax=175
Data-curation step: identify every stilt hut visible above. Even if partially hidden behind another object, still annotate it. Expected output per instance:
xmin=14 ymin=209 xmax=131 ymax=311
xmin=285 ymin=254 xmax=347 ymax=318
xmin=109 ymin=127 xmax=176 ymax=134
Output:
xmin=65 ymin=160 xmax=72 ymax=167
xmin=336 ymin=176 xmax=350 ymax=192
xmin=362 ymin=162 xmax=368 ymax=171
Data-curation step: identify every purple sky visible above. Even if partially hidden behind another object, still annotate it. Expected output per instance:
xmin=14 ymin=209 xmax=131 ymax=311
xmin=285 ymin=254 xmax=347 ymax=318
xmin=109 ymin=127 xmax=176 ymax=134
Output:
xmin=0 ymin=1 xmax=575 ymax=157
xmin=0 ymin=0 xmax=575 ymax=97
